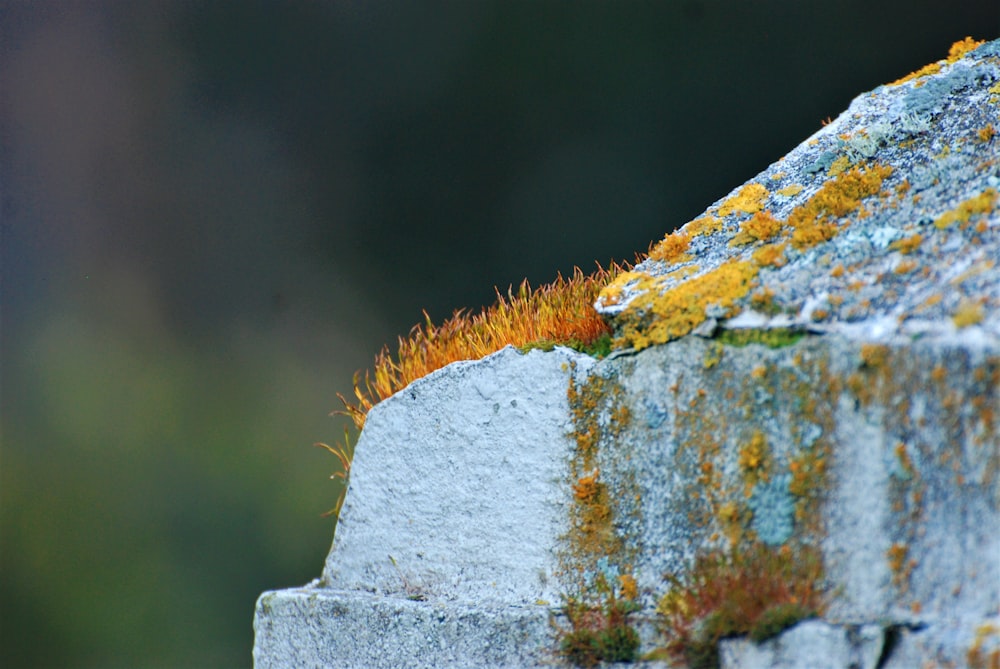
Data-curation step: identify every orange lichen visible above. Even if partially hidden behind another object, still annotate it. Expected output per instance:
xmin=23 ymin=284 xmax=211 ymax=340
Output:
xmin=788 ymin=164 xmax=893 ymax=250
xmin=886 ymin=37 xmax=985 ymax=87
xmin=574 ymin=470 xmax=602 ymax=502
xmin=338 ymin=263 xmax=624 ymax=432
xmin=738 ymin=431 xmax=772 ymax=494
xmin=648 ymin=230 xmax=693 ymax=265
xmin=732 ymin=211 xmax=784 ymax=246
xmin=978 ymin=124 xmax=997 ymax=143
xmin=750 ymin=287 xmax=780 ymax=315
xmin=777 ymin=184 xmax=803 ymax=197
xmin=967 ymin=622 xmax=1000 ymax=669
xmin=886 ymin=542 xmax=914 ymax=589
xmin=752 ymin=242 xmax=787 ymax=268
xmin=890 ymin=233 xmax=923 ymax=255
xmin=861 ymin=344 xmax=889 ymax=369
xmin=717 ymin=183 xmax=770 ymax=217
xmin=894 ymin=259 xmax=918 ymax=275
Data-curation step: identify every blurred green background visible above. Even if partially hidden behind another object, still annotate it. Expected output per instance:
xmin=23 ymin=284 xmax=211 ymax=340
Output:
xmin=2 ymin=2 xmax=997 ymax=667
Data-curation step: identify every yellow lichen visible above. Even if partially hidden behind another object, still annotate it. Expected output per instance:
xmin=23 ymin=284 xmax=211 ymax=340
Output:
xmin=717 ymin=183 xmax=770 ymax=217
xmin=752 ymin=242 xmax=787 ymax=268
xmin=788 ymin=164 xmax=893 ymax=250
xmin=886 ymin=37 xmax=984 ymax=87
xmin=953 ymin=300 xmax=985 ymax=328
xmin=934 ymin=188 xmax=998 ymax=229
xmin=738 ymin=431 xmax=772 ymax=494
xmin=685 ymin=215 xmax=723 ymax=237
xmin=732 ymin=211 xmax=784 ymax=246
xmin=648 ymin=230 xmax=693 ymax=265
xmin=861 ymin=344 xmax=889 ymax=369
xmin=777 ymin=184 xmax=803 ymax=197
xmin=827 ymin=155 xmax=851 ymax=177
xmin=614 ymin=260 xmax=758 ymax=351
xmin=890 ymin=233 xmax=923 ymax=255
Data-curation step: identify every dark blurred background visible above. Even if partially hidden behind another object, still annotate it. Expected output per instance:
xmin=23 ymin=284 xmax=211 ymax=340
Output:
xmin=1 ymin=2 xmax=996 ymax=667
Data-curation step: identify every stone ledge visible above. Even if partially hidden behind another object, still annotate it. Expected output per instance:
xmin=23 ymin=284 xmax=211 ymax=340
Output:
xmin=253 ymin=587 xmax=555 ymax=669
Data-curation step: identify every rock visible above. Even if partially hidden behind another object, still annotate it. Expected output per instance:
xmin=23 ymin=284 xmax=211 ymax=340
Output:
xmin=718 ymin=620 xmax=884 ymax=669
xmin=255 ymin=38 xmax=1000 ymax=668
xmin=596 ymin=39 xmax=1000 ymax=348
xmin=254 ymin=345 xmax=595 ymax=668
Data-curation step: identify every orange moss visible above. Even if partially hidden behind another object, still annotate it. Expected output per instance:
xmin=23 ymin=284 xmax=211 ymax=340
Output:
xmin=656 ymin=543 xmax=825 ymax=668
xmin=338 ymin=264 xmax=624 ymax=431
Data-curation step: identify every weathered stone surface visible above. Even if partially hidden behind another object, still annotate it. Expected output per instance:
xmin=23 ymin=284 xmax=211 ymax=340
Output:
xmin=254 ymin=345 xmax=594 ymax=667
xmin=323 ymin=345 xmax=594 ymax=606
xmin=718 ymin=620 xmax=884 ymax=669
xmin=596 ymin=39 xmax=1000 ymax=349
xmin=253 ymin=588 xmax=555 ymax=669
xmin=254 ymin=39 xmax=1000 ymax=668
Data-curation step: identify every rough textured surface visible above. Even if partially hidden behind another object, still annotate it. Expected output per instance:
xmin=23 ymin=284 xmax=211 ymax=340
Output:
xmin=596 ymin=39 xmax=1000 ymax=349
xmin=718 ymin=620 xmax=884 ymax=669
xmin=592 ymin=334 xmax=998 ymax=666
xmin=253 ymin=588 xmax=555 ymax=669
xmin=255 ymin=39 xmax=1000 ymax=668
xmin=323 ymin=345 xmax=594 ymax=606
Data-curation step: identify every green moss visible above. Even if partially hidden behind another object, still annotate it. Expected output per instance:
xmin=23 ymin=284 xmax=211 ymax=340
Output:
xmin=557 ymin=574 xmax=641 ymax=668
xmin=716 ymin=328 xmax=806 ymax=349
xmin=518 ymin=332 xmax=614 ymax=359
xmin=656 ymin=543 xmax=826 ymax=669
xmin=749 ymin=602 xmax=816 ymax=643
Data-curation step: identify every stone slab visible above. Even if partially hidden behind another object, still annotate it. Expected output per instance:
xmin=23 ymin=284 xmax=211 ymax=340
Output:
xmin=255 ymin=39 xmax=1000 ymax=668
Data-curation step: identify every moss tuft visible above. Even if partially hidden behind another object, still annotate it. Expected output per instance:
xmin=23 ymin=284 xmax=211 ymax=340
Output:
xmin=655 ymin=543 xmax=825 ymax=669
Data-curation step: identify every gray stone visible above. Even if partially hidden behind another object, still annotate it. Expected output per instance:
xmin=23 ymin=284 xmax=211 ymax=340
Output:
xmin=718 ymin=620 xmax=884 ymax=669
xmin=255 ymin=39 xmax=1000 ymax=668
xmin=323 ymin=345 xmax=594 ymax=606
